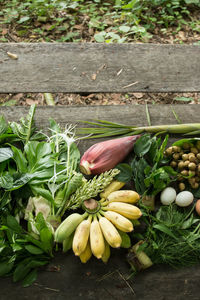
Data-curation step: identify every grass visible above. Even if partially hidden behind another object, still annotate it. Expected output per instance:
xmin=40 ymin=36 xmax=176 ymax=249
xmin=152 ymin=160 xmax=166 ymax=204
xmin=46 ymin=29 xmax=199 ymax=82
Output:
xmin=0 ymin=0 xmax=199 ymax=43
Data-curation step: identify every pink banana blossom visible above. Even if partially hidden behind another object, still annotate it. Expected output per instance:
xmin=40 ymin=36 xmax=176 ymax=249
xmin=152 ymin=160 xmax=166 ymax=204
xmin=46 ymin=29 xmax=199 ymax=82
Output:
xmin=80 ymin=135 xmax=141 ymax=175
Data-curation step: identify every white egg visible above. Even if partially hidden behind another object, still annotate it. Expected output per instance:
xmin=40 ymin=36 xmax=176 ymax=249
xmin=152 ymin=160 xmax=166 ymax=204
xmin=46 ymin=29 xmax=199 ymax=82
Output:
xmin=160 ymin=187 xmax=176 ymax=205
xmin=175 ymin=191 xmax=194 ymax=207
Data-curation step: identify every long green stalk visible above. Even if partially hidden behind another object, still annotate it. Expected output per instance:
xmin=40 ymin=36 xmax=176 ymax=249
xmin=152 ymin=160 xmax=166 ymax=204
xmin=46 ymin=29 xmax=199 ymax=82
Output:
xmin=77 ymin=122 xmax=200 ymax=139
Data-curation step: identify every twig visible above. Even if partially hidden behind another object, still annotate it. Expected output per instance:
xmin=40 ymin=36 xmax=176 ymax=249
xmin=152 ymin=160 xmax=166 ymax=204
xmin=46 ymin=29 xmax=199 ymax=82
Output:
xmin=116 ymin=270 xmax=135 ymax=296
xmin=34 ymin=283 xmax=60 ymax=292
xmin=122 ymin=81 xmax=138 ymax=89
xmin=97 ymin=269 xmax=135 ymax=296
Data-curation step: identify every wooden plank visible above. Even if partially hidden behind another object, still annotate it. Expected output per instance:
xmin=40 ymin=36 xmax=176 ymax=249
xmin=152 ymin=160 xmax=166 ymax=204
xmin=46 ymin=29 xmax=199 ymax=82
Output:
xmin=1 ymin=104 xmax=199 ymax=153
xmin=1 ymin=105 xmax=200 ymax=299
xmin=0 ymin=43 xmax=199 ymax=93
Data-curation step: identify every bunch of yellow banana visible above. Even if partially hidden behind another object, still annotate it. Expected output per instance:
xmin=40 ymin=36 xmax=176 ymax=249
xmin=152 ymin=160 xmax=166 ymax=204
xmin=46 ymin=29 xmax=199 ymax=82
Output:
xmin=54 ymin=186 xmax=142 ymax=263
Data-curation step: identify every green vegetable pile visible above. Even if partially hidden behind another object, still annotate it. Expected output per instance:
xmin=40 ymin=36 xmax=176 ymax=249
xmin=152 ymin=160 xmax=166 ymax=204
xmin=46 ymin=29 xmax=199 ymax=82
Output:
xmin=0 ymin=105 xmax=118 ymax=286
xmin=129 ymin=203 xmax=200 ymax=271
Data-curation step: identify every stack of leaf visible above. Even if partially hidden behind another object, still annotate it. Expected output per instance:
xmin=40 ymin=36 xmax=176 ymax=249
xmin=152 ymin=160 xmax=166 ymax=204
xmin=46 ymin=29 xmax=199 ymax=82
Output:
xmin=0 ymin=105 xmax=119 ymax=286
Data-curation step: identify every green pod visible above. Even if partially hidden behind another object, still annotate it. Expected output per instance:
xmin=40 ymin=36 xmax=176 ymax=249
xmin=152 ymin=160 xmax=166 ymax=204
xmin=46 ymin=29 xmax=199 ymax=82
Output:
xmin=55 ymin=213 xmax=87 ymax=243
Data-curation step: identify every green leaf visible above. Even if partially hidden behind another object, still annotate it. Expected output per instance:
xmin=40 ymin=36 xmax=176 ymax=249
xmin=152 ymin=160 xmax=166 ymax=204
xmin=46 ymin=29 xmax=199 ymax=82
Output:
xmin=31 ymin=186 xmax=54 ymax=203
xmin=40 ymin=228 xmax=54 ymax=254
xmin=153 ymin=224 xmax=177 ymax=240
xmin=0 ymin=147 xmax=13 ymax=163
xmin=35 ymin=212 xmax=48 ymax=232
xmin=0 ymin=115 xmax=8 ymax=135
xmin=94 ymin=32 xmax=106 ymax=42
xmin=115 ymin=163 xmax=133 ymax=182
xmin=11 ymin=173 xmax=32 ymax=190
xmin=64 ymin=173 xmax=83 ymax=201
xmin=10 ymin=145 xmax=27 ymax=173
xmin=118 ymin=231 xmax=131 ymax=248
xmin=0 ymin=261 xmax=14 ymax=276
xmin=49 ymin=118 xmax=61 ymax=134
xmin=134 ymin=134 xmax=152 ymax=157
xmin=10 ymin=105 xmax=36 ymax=144
xmin=6 ymin=215 xmax=23 ymax=234
xmin=0 ymin=191 xmax=11 ymax=209
xmin=13 ymin=259 xmax=32 ymax=282
xmin=119 ymin=25 xmax=130 ymax=32
xmin=25 ymin=245 xmax=44 ymax=255
xmin=22 ymin=269 xmax=38 ymax=287
xmin=174 ymin=96 xmax=194 ymax=102
xmin=0 ymin=174 xmax=13 ymax=189
xmin=17 ymin=16 xmax=30 ymax=24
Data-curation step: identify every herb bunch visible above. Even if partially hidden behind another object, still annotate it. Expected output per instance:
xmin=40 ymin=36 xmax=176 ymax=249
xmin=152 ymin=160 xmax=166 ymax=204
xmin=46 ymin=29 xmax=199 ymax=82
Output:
xmin=135 ymin=204 xmax=200 ymax=268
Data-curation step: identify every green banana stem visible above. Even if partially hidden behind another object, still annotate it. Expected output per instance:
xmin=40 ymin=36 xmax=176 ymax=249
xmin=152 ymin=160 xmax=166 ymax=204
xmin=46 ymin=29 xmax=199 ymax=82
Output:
xmin=132 ymin=123 xmax=200 ymax=134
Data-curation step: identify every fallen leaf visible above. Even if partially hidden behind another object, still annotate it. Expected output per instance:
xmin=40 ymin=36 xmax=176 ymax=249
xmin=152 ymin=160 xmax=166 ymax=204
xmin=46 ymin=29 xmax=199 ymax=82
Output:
xmin=2 ymin=28 xmax=8 ymax=35
xmin=7 ymin=52 xmax=18 ymax=60
xmin=91 ymin=73 xmax=97 ymax=81
xmin=26 ymin=99 xmax=38 ymax=105
xmin=133 ymin=93 xmax=144 ymax=99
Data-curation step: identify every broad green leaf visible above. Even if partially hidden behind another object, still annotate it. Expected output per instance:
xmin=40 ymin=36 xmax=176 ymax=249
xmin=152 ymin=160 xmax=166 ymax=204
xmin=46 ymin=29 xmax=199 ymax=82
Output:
xmin=0 ymin=174 xmax=13 ymax=189
xmin=35 ymin=212 xmax=48 ymax=232
xmin=22 ymin=269 xmax=38 ymax=287
xmin=118 ymin=231 xmax=131 ymax=248
xmin=134 ymin=134 xmax=152 ymax=157
xmin=0 ymin=147 xmax=13 ymax=163
xmin=0 ymin=261 xmax=14 ymax=276
xmin=31 ymin=186 xmax=54 ymax=203
xmin=40 ymin=228 xmax=54 ymax=254
xmin=11 ymin=173 xmax=33 ymax=190
xmin=28 ymin=259 xmax=49 ymax=269
xmin=94 ymin=32 xmax=106 ymax=42
xmin=6 ymin=215 xmax=23 ymax=234
xmin=115 ymin=163 xmax=133 ymax=182
xmin=119 ymin=25 xmax=131 ymax=32
xmin=10 ymin=145 xmax=27 ymax=173
xmin=49 ymin=118 xmax=61 ymax=134
xmin=13 ymin=258 xmax=32 ymax=282
xmin=17 ymin=16 xmax=30 ymax=24
xmin=25 ymin=245 xmax=44 ymax=255
xmin=36 ymin=142 xmax=52 ymax=161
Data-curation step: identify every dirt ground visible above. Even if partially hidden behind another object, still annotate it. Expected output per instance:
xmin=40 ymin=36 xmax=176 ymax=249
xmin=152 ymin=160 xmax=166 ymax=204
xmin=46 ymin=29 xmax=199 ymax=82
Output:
xmin=0 ymin=16 xmax=200 ymax=107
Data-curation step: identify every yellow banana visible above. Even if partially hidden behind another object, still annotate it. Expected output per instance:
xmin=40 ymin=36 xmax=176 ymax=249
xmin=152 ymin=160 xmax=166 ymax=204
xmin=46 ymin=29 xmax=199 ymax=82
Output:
xmin=107 ymin=190 xmax=140 ymax=204
xmin=79 ymin=240 xmax=92 ymax=263
xmin=100 ymin=180 xmax=125 ymax=199
xmin=104 ymin=210 xmax=133 ymax=232
xmin=106 ymin=202 xmax=142 ymax=220
xmin=55 ymin=212 xmax=87 ymax=243
xmin=72 ymin=217 xmax=91 ymax=256
xmin=101 ymin=240 xmax=111 ymax=263
xmin=99 ymin=216 xmax=122 ymax=248
xmin=90 ymin=218 xmax=105 ymax=259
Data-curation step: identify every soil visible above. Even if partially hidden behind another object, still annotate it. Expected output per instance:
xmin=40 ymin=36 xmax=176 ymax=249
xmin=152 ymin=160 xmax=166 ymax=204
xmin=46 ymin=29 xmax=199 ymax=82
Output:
xmin=0 ymin=12 xmax=200 ymax=107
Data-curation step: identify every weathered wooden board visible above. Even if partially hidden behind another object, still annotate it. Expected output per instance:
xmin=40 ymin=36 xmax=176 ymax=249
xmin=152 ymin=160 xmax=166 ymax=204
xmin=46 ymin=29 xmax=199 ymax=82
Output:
xmin=1 ymin=104 xmax=200 ymax=300
xmin=0 ymin=43 xmax=199 ymax=93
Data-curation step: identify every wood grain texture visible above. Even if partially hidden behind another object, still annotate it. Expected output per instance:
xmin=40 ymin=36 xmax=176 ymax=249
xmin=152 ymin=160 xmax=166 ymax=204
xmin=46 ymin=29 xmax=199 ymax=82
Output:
xmin=1 ymin=104 xmax=199 ymax=153
xmin=0 ymin=105 xmax=200 ymax=299
xmin=0 ymin=43 xmax=199 ymax=93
